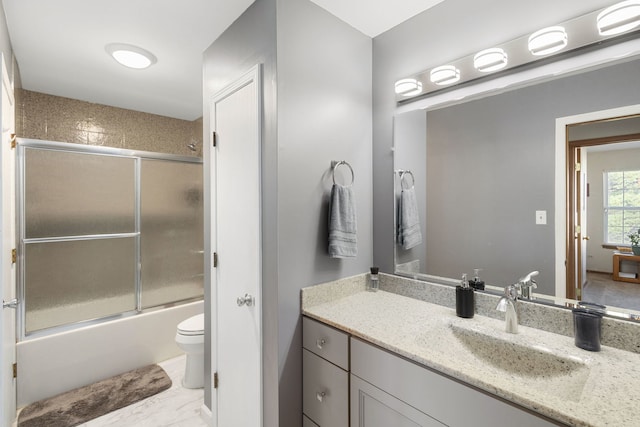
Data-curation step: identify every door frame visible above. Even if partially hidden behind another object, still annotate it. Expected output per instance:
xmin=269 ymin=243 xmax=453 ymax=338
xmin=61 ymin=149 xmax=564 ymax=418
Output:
xmin=566 ymin=146 xmax=591 ymax=300
xmin=555 ymin=104 xmax=640 ymax=300
xmin=0 ymin=52 xmax=16 ymax=426
xmin=207 ymin=64 xmax=263 ymax=426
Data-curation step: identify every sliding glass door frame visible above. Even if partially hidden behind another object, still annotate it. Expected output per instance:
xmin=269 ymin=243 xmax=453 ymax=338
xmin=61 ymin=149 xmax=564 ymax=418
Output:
xmin=16 ymin=138 xmax=203 ymax=340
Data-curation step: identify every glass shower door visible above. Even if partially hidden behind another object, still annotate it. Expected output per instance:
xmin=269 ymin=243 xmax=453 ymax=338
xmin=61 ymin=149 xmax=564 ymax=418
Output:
xmin=18 ymin=141 xmax=204 ymax=338
xmin=22 ymin=147 xmax=137 ymax=334
xmin=140 ymin=159 xmax=204 ymax=309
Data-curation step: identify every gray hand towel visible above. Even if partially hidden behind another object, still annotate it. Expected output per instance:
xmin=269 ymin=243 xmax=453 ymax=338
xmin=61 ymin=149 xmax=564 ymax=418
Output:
xmin=328 ymin=184 xmax=357 ymax=258
xmin=398 ymin=186 xmax=422 ymax=250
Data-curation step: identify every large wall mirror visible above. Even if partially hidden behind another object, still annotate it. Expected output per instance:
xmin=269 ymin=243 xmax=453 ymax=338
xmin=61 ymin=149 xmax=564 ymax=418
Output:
xmin=393 ymin=56 xmax=640 ymax=318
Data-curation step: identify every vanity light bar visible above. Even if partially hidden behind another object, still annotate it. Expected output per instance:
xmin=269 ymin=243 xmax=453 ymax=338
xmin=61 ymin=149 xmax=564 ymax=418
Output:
xmin=395 ymin=0 xmax=640 ymax=102
xmin=430 ymin=65 xmax=460 ymax=85
xmin=473 ymin=48 xmax=508 ymax=72
xmin=527 ymin=26 xmax=568 ymax=56
xmin=395 ymin=78 xmax=423 ymax=95
xmin=598 ymin=0 xmax=640 ymax=35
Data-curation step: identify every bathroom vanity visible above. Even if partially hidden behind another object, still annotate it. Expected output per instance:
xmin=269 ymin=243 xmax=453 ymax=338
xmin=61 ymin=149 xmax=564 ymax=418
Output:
xmin=303 ymin=316 xmax=555 ymax=426
xmin=301 ymin=274 xmax=640 ymax=427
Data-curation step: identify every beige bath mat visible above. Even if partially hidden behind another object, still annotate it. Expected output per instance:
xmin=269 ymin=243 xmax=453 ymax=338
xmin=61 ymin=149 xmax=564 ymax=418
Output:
xmin=17 ymin=364 xmax=171 ymax=427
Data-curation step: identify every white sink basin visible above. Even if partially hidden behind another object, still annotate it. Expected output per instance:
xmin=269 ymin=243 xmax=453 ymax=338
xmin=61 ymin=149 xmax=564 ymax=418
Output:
xmin=449 ymin=325 xmax=586 ymax=378
xmin=416 ymin=320 xmax=591 ymax=401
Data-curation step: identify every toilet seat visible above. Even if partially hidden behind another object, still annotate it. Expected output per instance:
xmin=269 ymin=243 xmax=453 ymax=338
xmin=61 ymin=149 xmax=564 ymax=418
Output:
xmin=177 ymin=313 xmax=204 ymax=336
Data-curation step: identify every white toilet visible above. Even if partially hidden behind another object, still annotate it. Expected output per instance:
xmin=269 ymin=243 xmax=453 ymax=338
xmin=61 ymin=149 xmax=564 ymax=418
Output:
xmin=175 ymin=313 xmax=205 ymax=389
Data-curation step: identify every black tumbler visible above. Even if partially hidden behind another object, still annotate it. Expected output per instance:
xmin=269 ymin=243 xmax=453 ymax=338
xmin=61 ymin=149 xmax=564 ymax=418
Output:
xmin=456 ymin=286 xmax=475 ymax=319
xmin=573 ymin=308 xmax=602 ymax=352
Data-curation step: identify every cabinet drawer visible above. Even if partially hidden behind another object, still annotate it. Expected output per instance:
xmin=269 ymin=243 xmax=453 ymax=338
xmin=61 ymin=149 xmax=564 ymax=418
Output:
xmin=303 ymin=316 xmax=349 ymax=370
xmin=303 ymin=349 xmax=348 ymax=427
xmin=351 ymin=374 xmax=445 ymax=427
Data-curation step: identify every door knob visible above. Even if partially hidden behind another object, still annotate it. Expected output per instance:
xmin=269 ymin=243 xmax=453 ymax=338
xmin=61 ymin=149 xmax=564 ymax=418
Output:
xmin=583 ymin=236 xmax=590 ymax=240
xmin=2 ymin=298 xmax=18 ymax=309
xmin=236 ymin=293 xmax=254 ymax=307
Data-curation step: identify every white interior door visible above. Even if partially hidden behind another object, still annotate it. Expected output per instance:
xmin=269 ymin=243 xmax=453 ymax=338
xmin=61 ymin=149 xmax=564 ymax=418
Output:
xmin=580 ymin=150 xmax=589 ymax=293
xmin=0 ymin=54 xmax=16 ymax=426
xmin=210 ymin=65 xmax=262 ymax=427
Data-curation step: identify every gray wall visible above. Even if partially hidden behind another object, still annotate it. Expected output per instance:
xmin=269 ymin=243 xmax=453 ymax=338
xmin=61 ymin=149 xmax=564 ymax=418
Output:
xmin=422 ymin=61 xmax=640 ymax=294
xmin=203 ymin=0 xmax=372 ymax=425
xmin=276 ymin=1 xmax=372 ymax=424
xmin=202 ymin=0 xmax=278 ymax=424
xmin=372 ymin=0 xmax=633 ymax=275
xmin=0 ymin=1 xmax=16 ymax=85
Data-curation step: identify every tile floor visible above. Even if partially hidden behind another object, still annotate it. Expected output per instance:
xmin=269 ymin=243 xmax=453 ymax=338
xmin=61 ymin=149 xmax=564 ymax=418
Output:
xmin=79 ymin=355 xmax=208 ymax=427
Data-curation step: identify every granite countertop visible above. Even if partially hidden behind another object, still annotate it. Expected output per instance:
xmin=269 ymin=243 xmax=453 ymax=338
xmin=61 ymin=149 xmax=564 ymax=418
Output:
xmin=301 ymin=277 xmax=640 ymax=427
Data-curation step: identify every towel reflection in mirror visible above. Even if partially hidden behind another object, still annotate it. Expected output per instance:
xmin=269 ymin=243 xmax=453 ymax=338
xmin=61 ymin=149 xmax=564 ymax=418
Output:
xmin=397 ymin=170 xmax=422 ymax=250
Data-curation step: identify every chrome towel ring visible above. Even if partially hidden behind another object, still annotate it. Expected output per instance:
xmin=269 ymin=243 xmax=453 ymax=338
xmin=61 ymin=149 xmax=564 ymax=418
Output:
xmin=398 ymin=169 xmax=415 ymax=190
xmin=332 ymin=160 xmax=355 ymax=186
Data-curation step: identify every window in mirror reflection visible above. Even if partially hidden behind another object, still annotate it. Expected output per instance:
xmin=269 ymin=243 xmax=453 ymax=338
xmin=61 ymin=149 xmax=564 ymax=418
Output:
xmin=604 ymin=169 xmax=640 ymax=245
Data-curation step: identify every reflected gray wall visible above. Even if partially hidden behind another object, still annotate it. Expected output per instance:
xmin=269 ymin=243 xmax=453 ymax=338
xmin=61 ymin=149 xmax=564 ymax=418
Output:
xmin=203 ymin=0 xmax=372 ymax=425
xmin=423 ymin=60 xmax=640 ymax=294
xmin=394 ymin=110 xmax=427 ymax=271
xmin=372 ymin=0 xmax=632 ymax=275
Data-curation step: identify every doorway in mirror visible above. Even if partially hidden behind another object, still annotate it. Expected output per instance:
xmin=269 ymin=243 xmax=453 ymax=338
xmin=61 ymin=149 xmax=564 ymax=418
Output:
xmin=565 ymin=111 xmax=640 ymax=302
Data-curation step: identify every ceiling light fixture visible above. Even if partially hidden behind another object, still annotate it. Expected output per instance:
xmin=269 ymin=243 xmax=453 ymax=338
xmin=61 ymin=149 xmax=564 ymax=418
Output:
xmin=105 ymin=43 xmax=157 ymax=70
xmin=473 ymin=48 xmax=508 ymax=72
xmin=430 ymin=65 xmax=461 ymax=85
xmin=528 ymin=26 xmax=568 ymax=56
xmin=395 ymin=78 xmax=423 ymax=96
xmin=597 ymin=0 xmax=640 ymax=35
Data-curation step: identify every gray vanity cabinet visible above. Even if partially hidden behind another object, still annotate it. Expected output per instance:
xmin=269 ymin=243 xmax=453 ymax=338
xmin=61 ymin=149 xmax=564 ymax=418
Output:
xmin=303 ymin=317 xmax=561 ymax=426
xmin=350 ymin=338 xmax=559 ymax=427
xmin=351 ymin=374 xmax=445 ymax=427
xmin=302 ymin=317 xmax=349 ymax=427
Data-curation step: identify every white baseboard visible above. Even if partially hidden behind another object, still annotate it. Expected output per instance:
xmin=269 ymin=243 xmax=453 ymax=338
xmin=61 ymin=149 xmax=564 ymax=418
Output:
xmin=200 ymin=403 xmax=213 ymax=426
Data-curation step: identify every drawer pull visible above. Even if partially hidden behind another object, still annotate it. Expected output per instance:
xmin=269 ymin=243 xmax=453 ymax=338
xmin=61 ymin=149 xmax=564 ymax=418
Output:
xmin=316 ymin=338 xmax=326 ymax=349
xmin=316 ymin=391 xmax=327 ymax=402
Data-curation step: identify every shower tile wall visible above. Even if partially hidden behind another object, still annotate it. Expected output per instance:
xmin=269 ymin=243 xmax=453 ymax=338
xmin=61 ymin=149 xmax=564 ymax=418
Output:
xmin=16 ymin=89 xmax=203 ymax=157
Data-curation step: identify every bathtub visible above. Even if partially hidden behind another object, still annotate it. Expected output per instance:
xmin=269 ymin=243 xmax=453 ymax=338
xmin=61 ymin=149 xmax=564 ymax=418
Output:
xmin=16 ymin=300 xmax=203 ymax=407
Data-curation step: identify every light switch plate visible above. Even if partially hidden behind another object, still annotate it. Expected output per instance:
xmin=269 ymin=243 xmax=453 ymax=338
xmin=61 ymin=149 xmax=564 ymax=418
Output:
xmin=536 ymin=210 xmax=547 ymax=225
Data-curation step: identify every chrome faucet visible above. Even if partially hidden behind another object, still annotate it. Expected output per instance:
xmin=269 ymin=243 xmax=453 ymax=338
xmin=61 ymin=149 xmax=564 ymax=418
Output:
xmin=496 ymin=271 xmax=540 ymax=333
xmin=496 ymin=284 xmax=519 ymax=333
xmin=517 ymin=270 xmax=539 ymax=300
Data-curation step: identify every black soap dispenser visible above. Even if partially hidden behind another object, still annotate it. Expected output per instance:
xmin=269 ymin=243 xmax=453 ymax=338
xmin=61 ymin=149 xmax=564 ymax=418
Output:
xmin=456 ymin=274 xmax=475 ymax=318
xmin=469 ymin=268 xmax=485 ymax=291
